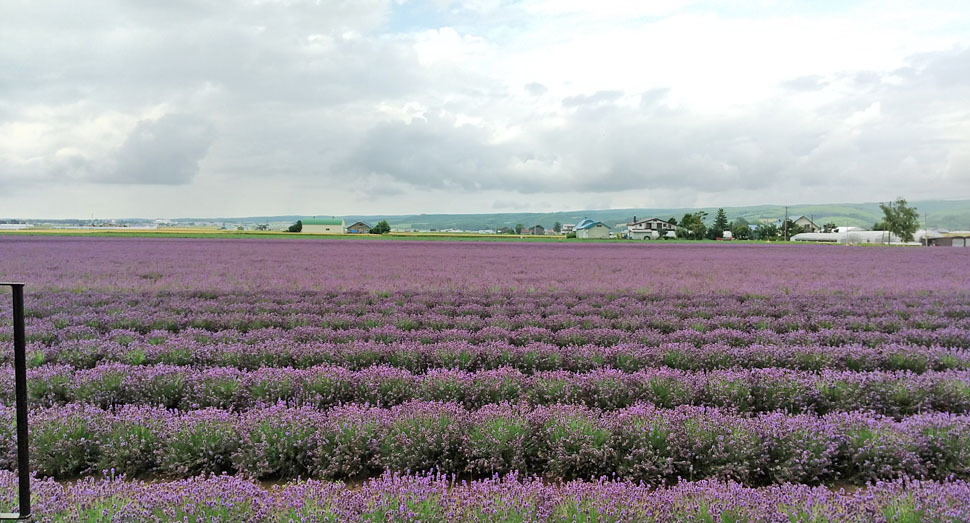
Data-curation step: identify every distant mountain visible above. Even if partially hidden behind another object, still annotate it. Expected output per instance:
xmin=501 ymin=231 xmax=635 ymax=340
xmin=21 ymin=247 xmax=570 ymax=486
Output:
xmin=147 ymin=199 xmax=969 ymax=231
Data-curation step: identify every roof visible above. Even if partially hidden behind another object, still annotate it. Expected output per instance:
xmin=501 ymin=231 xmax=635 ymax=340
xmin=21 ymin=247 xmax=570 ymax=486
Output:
xmin=629 ymin=217 xmax=668 ymax=225
xmin=575 ymin=218 xmax=610 ymax=231
xmin=302 ymin=217 xmax=343 ymax=226
xmin=348 ymin=221 xmax=372 ymax=228
xmin=924 ymin=230 xmax=970 ymax=239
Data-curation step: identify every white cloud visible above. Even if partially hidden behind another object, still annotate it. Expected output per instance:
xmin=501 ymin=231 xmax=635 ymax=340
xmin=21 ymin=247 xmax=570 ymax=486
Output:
xmin=1 ymin=0 xmax=970 ymax=218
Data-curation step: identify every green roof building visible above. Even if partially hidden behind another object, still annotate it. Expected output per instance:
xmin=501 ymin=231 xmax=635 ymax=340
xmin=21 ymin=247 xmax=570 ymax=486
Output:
xmin=300 ymin=217 xmax=345 ymax=234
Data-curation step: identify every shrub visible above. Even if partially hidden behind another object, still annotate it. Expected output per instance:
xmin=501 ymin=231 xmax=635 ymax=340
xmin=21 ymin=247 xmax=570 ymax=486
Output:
xmin=463 ymin=404 xmax=533 ymax=476
xmin=235 ymin=404 xmax=322 ymax=479
xmin=315 ymin=405 xmax=382 ymax=479
xmin=530 ymin=405 xmax=614 ymax=480
xmin=376 ymin=402 xmax=465 ymax=474
xmin=157 ymin=409 xmax=241 ymax=477
xmin=96 ymin=407 xmax=171 ymax=477
xmin=31 ymin=405 xmax=105 ymax=478
xmin=609 ymin=406 xmax=674 ymax=483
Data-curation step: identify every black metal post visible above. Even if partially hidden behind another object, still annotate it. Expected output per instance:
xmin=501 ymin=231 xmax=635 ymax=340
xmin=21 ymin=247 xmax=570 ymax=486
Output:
xmin=0 ymin=282 xmax=29 ymax=520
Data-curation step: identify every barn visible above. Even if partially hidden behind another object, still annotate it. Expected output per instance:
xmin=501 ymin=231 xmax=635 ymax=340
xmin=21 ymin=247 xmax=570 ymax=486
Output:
xmin=574 ymin=218 xmax=611 ymax=239
xmin=346 ymin=221 xmax=372 ymax=234
xmin=923 ymin=231 xmax=970 ymax=247
xmin=301 ymin=217 xmax=345 ymax=234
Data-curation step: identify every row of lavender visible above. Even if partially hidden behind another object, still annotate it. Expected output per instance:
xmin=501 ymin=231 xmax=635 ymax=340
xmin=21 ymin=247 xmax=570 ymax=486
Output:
xmin=4 ymin=471 xmax=970 ymax=522
xmin=4 ymin=238 xmax=970 ymax=295
xmin=14 ymin=333 xmax=970 ymax=374
xmin=8 ymin=363 xmax=970 ymax=416
xmin=9 ymin=289 xmax=970 ymax=338
xmin=20 ymin=322 xmax=970 ymax=354
xmin=7 ymin=402 xmax=970 ymax=484
xmin=3 ymin=241 xmax=970 ymax=491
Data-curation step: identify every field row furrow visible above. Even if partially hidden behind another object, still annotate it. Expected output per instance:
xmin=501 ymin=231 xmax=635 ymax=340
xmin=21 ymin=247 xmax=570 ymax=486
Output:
xmin=7 ymin=363 xmax=970 ymax=416
xmin=7 ymin=402 xmax=970 ymax=484
xmin=18 ymin=337 xmax=969 ymax=373
xmin=14 ymin=322 xmax=970 ymax=353
xmin=2 ymin=471 xmax=969 ymax=522
xmin=13 ymin=289 xmax=970 ymax=323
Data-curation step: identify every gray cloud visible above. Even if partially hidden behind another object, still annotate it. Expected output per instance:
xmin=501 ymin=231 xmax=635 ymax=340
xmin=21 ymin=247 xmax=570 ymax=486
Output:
xmin=340 ymin=46 xmax=970 ymax=203
xmin=104 ymin=114 xmax=215 ymax=185
xmin=2 ymin=1 xmax=970 ymax=218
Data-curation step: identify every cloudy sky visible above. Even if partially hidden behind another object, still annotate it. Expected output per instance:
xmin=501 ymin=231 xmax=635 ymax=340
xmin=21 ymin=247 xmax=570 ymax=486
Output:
xmin=2 ymin=0 xmax=969 ymax=219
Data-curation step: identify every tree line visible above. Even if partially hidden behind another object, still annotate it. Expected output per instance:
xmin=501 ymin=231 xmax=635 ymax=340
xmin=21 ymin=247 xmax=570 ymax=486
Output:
xmin=654 ymin=198 xmax=920 ymax=242
xmin=281 ymin=198 xmax=921 ymax=242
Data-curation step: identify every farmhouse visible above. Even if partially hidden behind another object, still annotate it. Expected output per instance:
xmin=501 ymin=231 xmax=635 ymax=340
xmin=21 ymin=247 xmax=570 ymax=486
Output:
xmin=525 ymin=225 xmax=545 ymax=235
xmin=574 ymin=218 xmax=611 ymax=239
xmin=627 ymin=216 xmax=675 ymax=240
xmin=560 ymin=224 xmax=575 ymax=235
xmin=301 ymin=217 xmax=345 ymax=234
xmin=922 ymin=230 xmax=970 ymax=247
xmin=792 ymin=216 xmax=820 ymax=233
xmin=346 ymin=221 xmax=372 ymax=234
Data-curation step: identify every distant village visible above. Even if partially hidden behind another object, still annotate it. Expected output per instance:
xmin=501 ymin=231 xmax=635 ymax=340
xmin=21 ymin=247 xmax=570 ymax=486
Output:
xmin=4 ymin=210 xmax=969 ymax=247
xmin=285 ymin=214 xmax=970 ymax=247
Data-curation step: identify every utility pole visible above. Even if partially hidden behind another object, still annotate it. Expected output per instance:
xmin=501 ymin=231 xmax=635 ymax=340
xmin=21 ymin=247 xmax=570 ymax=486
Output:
xmin=887 ymin=200 xmax=892 ymax=246
xmin=784 ymin=206 xmax=789 ymax=241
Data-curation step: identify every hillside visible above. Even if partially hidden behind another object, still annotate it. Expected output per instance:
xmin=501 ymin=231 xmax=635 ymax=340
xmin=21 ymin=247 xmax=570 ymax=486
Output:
xmin=335 ymin=199 xmax=969 ymax=232
xmin=30 ymin=199 xmax=963 ymax=232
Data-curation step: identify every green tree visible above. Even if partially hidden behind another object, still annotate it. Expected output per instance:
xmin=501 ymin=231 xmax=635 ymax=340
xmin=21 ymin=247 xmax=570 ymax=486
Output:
xmin=514 ymin=223 xmax=524 ymax=234
xmin=678 ymin=212 xmax=708 ymax=240
xmin=667 ymin=217 xmax=677 ymax=226
xmin=822 ymin=222 xmax=837 ymax=233
xmin=730 ymin=218 xmax=751 ymax=240
xmin=553 ymin=221 xmax=562 ymax=233
xmin=708 ymin=208 xmax=729 ymax=239
xmin=780 ymin=219 xmax=807 ymax=238
xmin=879 ymin=198 xmax=920 ymax=242
xmin=287 ymin=220 xmax=302 ymax=233
xmin=370 ymin=220 xmax=391 ymax=234
xmin=755 ymin=223 xmax=779 ymax=240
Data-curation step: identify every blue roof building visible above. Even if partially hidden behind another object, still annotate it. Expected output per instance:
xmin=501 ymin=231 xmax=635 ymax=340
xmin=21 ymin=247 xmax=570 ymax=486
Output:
xmin=574 ymin=218 xmax=611 ymax=239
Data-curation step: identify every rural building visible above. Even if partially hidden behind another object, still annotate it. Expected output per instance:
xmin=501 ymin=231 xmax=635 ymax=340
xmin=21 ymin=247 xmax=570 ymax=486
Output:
xmin=560 ymin=224 xmax=575 ymax=235
xmin=574 ymin=218 xmax=611 ymax=239
xmin=525 ymin=225 xmax=545 ymax=235
xmin=922 ymin=230 xmax=970 ymax=247
xmin=627 ymin=216 xmax=675 ymax=240
xmin=301 ymin=217 xmax=345 ymax=234
xmin=792 ymin=216 xmax=820 ymax=232
xmin=792 ymin=227 xmax=905 ymax=244
xmin=346 ymin=221 xmax=372 ymax=234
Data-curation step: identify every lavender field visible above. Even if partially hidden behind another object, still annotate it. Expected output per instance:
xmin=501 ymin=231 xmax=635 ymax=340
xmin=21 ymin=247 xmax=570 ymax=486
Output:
xmin=2 ymin=236 xmax=970 ymax=521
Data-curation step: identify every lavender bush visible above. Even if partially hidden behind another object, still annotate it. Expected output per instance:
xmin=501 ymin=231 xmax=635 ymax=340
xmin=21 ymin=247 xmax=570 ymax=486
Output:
xmin=2 ymin=237 xmax=970 ymax=517
xmin=3 ymin=471 xmax=970 ymax=522
xmin=5 ymin=402 xmax=970 ymax=484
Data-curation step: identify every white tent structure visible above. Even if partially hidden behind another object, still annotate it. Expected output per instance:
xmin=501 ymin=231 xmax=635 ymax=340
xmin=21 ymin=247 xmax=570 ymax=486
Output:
xmin=791 ymin=227 xmax=921 ymax=245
